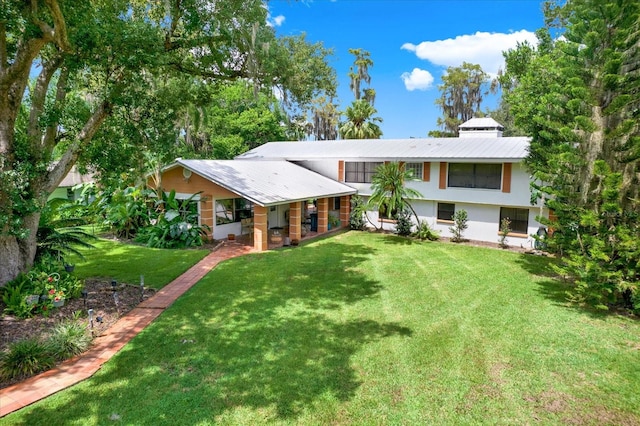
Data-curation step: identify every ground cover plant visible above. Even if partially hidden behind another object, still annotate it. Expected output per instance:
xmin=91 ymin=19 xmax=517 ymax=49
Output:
xmin=3 ymin=232 xmax=639 ymax=424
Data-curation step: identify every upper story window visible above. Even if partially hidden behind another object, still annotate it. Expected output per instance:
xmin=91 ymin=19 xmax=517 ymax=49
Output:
xmin=404 ymin=162 xmax=423 ymax=180
xmin=345 ymin=162 xmax=383 ymax=183
xmin=448 ymin=163 xmax=502 ymax=190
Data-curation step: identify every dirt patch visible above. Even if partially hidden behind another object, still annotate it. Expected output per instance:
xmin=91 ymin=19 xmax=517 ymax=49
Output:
xmin=525 ymin=390 xmax=640 ymax=425
xmin=0 ymin=278 xmax=156 ymax=389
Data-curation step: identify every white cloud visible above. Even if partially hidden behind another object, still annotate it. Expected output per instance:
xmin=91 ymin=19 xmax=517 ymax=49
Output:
xmin=401 ymin=68 xmax=434 ymax=91
xmin=267 ymin=14 xmax=285 ymax=27
xmin=401 ymin=30 xmax=537 ymax=76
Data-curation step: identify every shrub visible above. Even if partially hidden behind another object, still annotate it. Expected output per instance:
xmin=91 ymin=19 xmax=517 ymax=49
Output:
xmin=100 ymin=186 xmax=153 ymax=239
xmin=35 ymin=198 xmax=96 ymax=266
xmin=394 ymin=209 xmax=413 ymax=236
xmin=1 ymin=279 xmax=34 ymax=319
xmin=449 ymin=209 xmax=468 ymax=242
xmin=46 ymin=321 xmax=92 ymax=361
xmin=349 ymin=194 xmax=367 ymax=230
xmin=0 ymin=339 xmax=56 ymax=380
xmin=138 ymin=190 xmax=210 ymax=248
xmin=415 ymin=220 xmax=439 ymax=241
xmin=499 ymin=217 xmax=511 ymax=249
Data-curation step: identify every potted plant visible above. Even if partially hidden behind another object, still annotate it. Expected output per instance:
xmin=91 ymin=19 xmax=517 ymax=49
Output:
xmin=328 ymin=215 xmax=340 ymax=230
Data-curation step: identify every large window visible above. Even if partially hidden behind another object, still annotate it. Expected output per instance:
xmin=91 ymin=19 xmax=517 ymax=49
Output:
xmin=437 ymin=203 xmax=455 ymax=221
xmin=215 ymin=198 xmax=253 ymax=225
xmin=345 ymin=162 xmax=383 ymax=183
xmin=499 ymin=207 xmax=529 ymax=234
xmin=404 ymin=162 xmax=423 ymax=181
xmin=448 ymin=163 xmax=502 ymax=189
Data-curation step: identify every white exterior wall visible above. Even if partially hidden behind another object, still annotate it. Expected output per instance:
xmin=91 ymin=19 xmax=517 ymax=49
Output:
xmin=295 ymin=160 xmax=340 ymax=181
xmin=300 ymin=159 xmax=544 ymax=246
xmin=303 ymin=160 xmax=547 ymax=247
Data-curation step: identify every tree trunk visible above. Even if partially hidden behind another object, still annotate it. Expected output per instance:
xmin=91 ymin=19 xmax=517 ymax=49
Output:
xmin=0 ymin=212 xmax=40 ymax=286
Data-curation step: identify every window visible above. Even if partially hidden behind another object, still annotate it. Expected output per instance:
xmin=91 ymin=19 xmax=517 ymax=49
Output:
xmin=437 ymin=203 xmax=455 ymax=221
xmin=215 ymin=198 xmax=253 ymax=225
xmin=345 ymin=162 xmax=383 ymax=183
xmin=499 ymin=207 xmax=529 ymax=234
xmin=333 ymin=197 xmax=341 ymax=210
xmin=379 ymin=204 xmax=397 ymax=221
xmin=404 ymin=162 xmax=423 ymax=180
xmin=448 ymin=163 xmax=502 ymax=189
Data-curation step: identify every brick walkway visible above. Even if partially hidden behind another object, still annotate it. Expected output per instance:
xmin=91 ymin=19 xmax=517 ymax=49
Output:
xmin=0 ymin=242 xmax=256 ymax=417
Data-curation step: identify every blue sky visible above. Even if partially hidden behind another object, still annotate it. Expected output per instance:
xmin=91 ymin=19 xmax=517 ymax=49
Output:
xmin=268 ymin=0 xmax=545 ymax=139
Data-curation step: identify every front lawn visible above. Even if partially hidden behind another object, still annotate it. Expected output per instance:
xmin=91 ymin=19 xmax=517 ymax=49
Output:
xmin=4 ymin=232 xmax=639 ymax=425
xmin=69 ymin=238 xmax=210 ymax=289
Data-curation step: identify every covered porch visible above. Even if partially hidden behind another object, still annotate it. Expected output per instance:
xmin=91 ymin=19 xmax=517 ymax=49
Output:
xmin=159 ymin=158 xmax=356 ymax=252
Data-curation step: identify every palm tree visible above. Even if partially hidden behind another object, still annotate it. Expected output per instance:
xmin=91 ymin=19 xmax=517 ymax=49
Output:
xmin=367 ymin=162 xmax=423 ymax=229
xmin=339 ymin=99 xmax=383 ymax=139
xmin=348 ymin=48 xmax=373 ymax=101
xmin=36 ymin=198 xmax=96 ymax=264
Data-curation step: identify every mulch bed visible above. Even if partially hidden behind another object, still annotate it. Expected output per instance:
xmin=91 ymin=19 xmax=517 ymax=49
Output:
xmin=0 ymin=278 xmax=156 ymax=389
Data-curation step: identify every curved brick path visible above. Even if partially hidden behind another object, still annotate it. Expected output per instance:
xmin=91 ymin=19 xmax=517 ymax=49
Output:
xmin=0 ymin=242 xmax=256 ymax=417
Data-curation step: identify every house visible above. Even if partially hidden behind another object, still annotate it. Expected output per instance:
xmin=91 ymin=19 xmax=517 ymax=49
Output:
xmin=49 ymin=165 xmax=95 ymax=201
xmin=158 ymin=118 xmax=545 ymax=251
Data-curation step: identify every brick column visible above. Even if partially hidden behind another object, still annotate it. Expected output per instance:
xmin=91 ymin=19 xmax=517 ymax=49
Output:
xmin=340 ymin=196 xmax=350 ymax=228
xmin=289 ymin=201 xmax=301 ymax=241
xmin=317 ymin=198 xmax=329 ymax=233
xmin=253 ymin=205 xmax=268 ymax=251
xmin=200 ymin=196 xmax=214 ymax=240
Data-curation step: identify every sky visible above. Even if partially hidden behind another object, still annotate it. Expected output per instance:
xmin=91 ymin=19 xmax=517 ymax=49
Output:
xmin=267 ymin=0 xmax=545 ymax=139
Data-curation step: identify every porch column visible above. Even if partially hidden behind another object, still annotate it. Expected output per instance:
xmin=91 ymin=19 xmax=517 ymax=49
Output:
xmin=253 ymin=205 xmax=268 ymax=251
xmin=200 ymin=195 xmax=214 ymax=240
xmin=340 ymin=195 xmax=350 ymax=229
xmin=289 ymin=201 xmax=302 ymax=241
xmin=317 ymin=197 xmax=329 ymax=233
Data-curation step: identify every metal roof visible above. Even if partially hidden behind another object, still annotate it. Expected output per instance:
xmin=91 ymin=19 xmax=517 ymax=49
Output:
xmin=237 ymin=136 xmax=530 ymax=162
xmin=168 ymin=159 xmax=355 ymax=207
xmin=59 ymin=166 xmax=95 ymax=187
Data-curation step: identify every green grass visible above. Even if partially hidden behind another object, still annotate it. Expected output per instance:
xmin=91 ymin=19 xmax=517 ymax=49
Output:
xmin=67 ymin=238 xmax=209 ymax=288
xmin=4 ymin=232 xmax=639 ymax=425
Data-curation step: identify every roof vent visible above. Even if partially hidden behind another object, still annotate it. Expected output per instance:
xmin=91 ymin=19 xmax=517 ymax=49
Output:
xmin=458 ymin=117 xmax=504 ymax=138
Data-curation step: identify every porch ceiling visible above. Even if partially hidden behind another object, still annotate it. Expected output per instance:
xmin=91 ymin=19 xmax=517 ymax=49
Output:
xmin=166 ymin=159 xmax=355 ymax=207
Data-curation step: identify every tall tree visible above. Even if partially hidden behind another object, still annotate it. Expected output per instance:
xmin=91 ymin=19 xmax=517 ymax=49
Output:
xmin=0 ymin=1 xmax=336 ymax=285
xmin=339 ymin=99 xmax=383 ymax=139
xmin=347 ymin=48 xmax=374 ymax=103
xmin=309 ymin=96 xmax=340 ymax=141
xmin=340 ymin=49 xmax=381 ymax=139
xmin=432 ymin=62 xmax=490 ymax=137
xmin=503 ymin=0 xmax=640 ymax=311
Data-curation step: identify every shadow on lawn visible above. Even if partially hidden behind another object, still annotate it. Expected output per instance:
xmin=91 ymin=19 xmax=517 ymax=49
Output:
xmin=14 ymin=241 xmax=412 ymax=424
xmin=514 ymin=252 xmax=612 ymax=320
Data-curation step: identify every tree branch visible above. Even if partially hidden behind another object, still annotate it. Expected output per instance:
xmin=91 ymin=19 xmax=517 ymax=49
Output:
xmin=170 ymin=62 xmax=247 ymax=81
xmin=42 ymin=65 xmax=69 ymax=155
xmin=42 ymin=101 xmax=112 ymax=194
xmin=38 ymin=0 xmax=71 ymax=52
xmin=27 ymin=55 xmax=64 ymax=157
